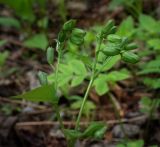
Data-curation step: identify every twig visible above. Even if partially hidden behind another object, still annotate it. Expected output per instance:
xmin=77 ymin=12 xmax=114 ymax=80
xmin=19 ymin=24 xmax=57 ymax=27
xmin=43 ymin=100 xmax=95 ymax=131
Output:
xmin=0 ymin=97 xmax=47 ymax=110
xmin=15 ymin=114 xmax=149 ymax=130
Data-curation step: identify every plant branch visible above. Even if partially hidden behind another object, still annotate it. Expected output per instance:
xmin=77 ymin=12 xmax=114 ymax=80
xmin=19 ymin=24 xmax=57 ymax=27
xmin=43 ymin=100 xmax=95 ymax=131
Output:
xmin=75 ymin=39 xmax=102 ymax=130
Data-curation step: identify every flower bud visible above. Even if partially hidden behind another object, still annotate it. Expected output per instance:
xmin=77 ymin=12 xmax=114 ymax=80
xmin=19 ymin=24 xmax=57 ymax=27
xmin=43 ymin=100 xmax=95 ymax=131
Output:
xmin=120 ymin=37 xmax=129 ymax=49
xmin=70 ymin=28 xmax=86 ymax=45
xmin=108 ymin=26 xmax=116 ymax=34
xmin=46 ymin=47 xmax=54 ymax=65
xmin=107 ymin=34 xmax=122 ymax=43
xmin=102 ymin=45 xmax=120 ymax=56
xmin=72 ymin=28 xmax=86 ymax=38
xmin=70 ymin=36 xmax=84 ymax=45
xmin=121 ymin=52 xmax=139 ymax=64
xmin=63 ymin=19 xmax=76 ymax=31
xmin=38 ymin=71 xmax=48 ymax=85
xmin=125 ymin=43 xmax=138 ymax=51
xmin=102 ymin=20 xmax=114 ymax=35
xmin=58 ymin=30 xmax=66 ymax=42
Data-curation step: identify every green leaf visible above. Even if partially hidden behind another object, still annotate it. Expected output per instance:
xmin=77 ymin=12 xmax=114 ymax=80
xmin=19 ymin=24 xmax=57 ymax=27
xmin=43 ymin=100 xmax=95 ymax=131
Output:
xmin=97 ymin=55 xmax=120 ymax=71
xmin=71 ymin=76 xmax=84 ymax=87
xmin=139 ymin=59 xmax=160 ymax=75
xmin=0 ymin=0 xmax=35 ymax=22
xmin=37 ymin=71 xmax=48 ymax=85
xmin=94 ymin=125 xmax=107 ymax=139
xmin=58 ymin=73 xmax=72 ymax=86
xmin=117 ymin=16 xmax=135 ymax=37
xmin=0 ymin=17 xmax=21 ymax=29
xmin=24 ymin=33 xmax=48 ymax=50
xmin=106 ymin=70 xmax=130 ymax=82
xmin=147 ymin=38 xmax=160 ymax=50
xmin=12 ymin=84 xmax=58 ymax=103
xmin=143 ymin=78 xmax=160 ymax=89
xmin=71 ymin=99 xmax=96 ymax=117
xmin=37 ymin=17 xmax=48 ymax=29
xmin=0 ymin=40 xmax=7 ymax=47
xmin=81 ymin=122 xmax=107 ymax=139
xmin=117 ymin=140 xmax=144 ymax=147
xmin=139 ymin=14 xmax=160 ymax=33
xmin=139 ymin=97 xmax=152 ymax=114
xmin=0 ymin=51 xmax=9 ymax=67
xmin=94 ymin=74 xmax=109 ymax=95
xmin=64 ymin=129 xmax=82 ymax=140
xmin=108 ymin=0 xmax=125 ymax=10
xmin=63 ymin=129 xmax=82 ymax=147
xmin=69 ymin=59 xmax=87 ymax=75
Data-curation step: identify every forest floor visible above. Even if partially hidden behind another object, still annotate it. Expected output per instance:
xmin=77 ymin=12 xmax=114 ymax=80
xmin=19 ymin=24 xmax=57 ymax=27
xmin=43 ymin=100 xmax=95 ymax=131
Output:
xmin=0 ymin=0 xmax=160 ymax=147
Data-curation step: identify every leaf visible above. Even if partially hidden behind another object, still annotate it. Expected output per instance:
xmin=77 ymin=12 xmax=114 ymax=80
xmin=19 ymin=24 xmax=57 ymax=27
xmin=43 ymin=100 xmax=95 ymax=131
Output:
xmin=37 ymin=17 xmax=48 ymax=29
xmin=69 ymin=59 xmax=87 ymax=75
xmin=71 ymin=76 xmax=84 ymax=87
xmin=0 ymin=40 xmax=7 ymax=47
xmin=117 ymin=16 xmax=135 ymax=37
xmin=117 ymin=140 xmax=144 ymax=147
xmin=0 ymin=17 xmax=21 ymax=29
xmin=94 ymin=74 xmax=109 ymax=95
xmin=106 ymin=70 xmax=130 ymax=82
xmin=64 ymin=129 xmax=82 ymax=140
xmin=139 ymin=14 xmax=160 ymax=33
xmin=139 ymin=59 xmax=160 ymax=75
xmin=63 ymin=129 xmax=82 ymax=147
xmin=143 ymin=78 xmax=160 ymax=89
xmin=0 ymin=0 xmax=35 ymax=22
xmin=24 ymin=33 xmax=48 ymax=50
xmin=97 ymin=55 xmax=120 ymax=71
xmin=12 ymin=84 xmax=58 ymax=103
xmin=81 ymin=122 xmax=107 ymax=139
xmin=71 ymin=99 xmax=96 ymax=117
xmin=78 ymin=54 xmax=92 ymax=68
xmin=0 ymin=51 xmax=9 ymax=67
xmin=139 ymin=97 xmax=152 ymax=113
xmin=147 ymin=38 xmax=160 ymax=50
xmin=108 ymin=0 xmax=125 ymax=10
xmin=94 ymin=125 xmax=107 ymax=139
xmin=58 ymin=73 xmax=72 ymax=86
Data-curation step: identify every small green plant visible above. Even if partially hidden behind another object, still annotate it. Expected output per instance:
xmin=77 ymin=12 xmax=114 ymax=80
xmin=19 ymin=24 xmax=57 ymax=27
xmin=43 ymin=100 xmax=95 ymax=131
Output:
xmin=57 ymin=0 xmax=67 ymax=22
xmin=13 ymin=19 xmax=139 ymax=147
xmin=0 ymin=51 xmax=9 ymax=67
xmin=117 ymin=139 xmax=144 ymax=147
xmin=117 ymin=139 xmax=158 ymax=147
xmin=140 ymin=97 xmax=160 ymax=117
xmin=109 ymin=0 xmax=143 ymax=19
xmin=0 ymin=0 xmax=49 ymax=50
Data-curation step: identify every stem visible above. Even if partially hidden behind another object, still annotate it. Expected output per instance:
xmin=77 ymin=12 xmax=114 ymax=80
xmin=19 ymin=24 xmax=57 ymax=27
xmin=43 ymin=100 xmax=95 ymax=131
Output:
xmin=75 ymin=39 xmax=102 ymax=130
xmin=52 ymin=45 xmax=65 ymax=131
xmin=108 ymin=93 xmax=128 ymax=146
xmin=144 ymin=99 xmax=157 ymax=141
xmin=94 ymin=56 xmax=112 ymax=78
xmin=54 ymin=104 xmax=64 ymax=130
xmin=75 ymin=76 xmax=94 ymax=130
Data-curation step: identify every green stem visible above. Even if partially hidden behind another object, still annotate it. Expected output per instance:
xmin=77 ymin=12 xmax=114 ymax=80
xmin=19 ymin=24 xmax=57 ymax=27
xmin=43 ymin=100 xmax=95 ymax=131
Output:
xmin=75 ymin=39 xmax=102 ymax=130
xmin=75 ymin=76 xmax=94 ymax=130
xmin=94 ymin=56 xmax=112 ymax=78
xmin=53 ymin=46 xmax=65 ymax=131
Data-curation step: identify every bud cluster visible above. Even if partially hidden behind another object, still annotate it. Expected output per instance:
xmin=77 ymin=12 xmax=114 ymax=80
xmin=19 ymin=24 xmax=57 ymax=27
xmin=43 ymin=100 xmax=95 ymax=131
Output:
xmin=100 ymin=25 xmax=139 ymax=64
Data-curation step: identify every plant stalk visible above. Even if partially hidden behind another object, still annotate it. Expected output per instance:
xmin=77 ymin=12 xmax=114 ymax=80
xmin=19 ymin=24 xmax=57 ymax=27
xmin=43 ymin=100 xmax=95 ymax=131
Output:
xmin=75 ymin=39 xmax=102 ymax=130
xmin=53 ymin=46 xmax=65 ymax=131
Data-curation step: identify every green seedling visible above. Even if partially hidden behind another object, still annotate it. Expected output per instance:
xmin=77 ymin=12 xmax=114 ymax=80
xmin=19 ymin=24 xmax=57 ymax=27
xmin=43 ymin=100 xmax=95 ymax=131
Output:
xmin=109 ymin=0 xmax=143 ymax=19
xmin=0 ymin=51 xmax=9 ymax=67
xmin=13 ymin=19 xmax=139 ymax=147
